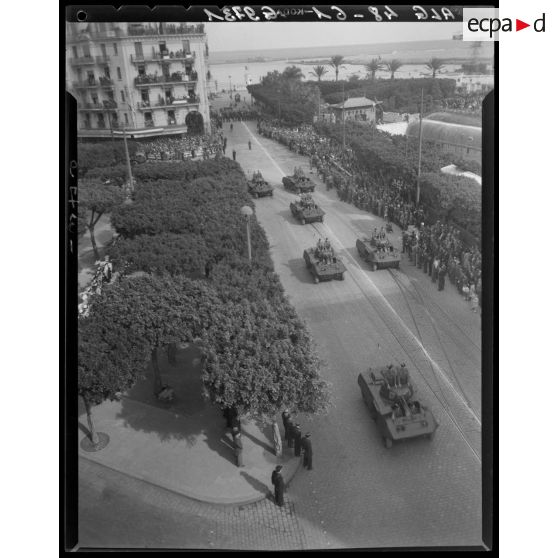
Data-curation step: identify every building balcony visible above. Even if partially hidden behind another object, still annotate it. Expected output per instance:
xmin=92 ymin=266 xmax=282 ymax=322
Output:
xmin=69 ymin=55 xmax=95 ymax=66
xmin=136 ymin=96 xmax=200 ymax=110
xmin=72 ymin=77 xmax=115 ymax=89
xmin=134 ymin=73 xmax=198 ymax=87
xmin=78 ymin=122 xmax=191 ymax=138
xmin=127 ymin=23 xmax=205 ymax=36
xmin=69 ymin=54 xmax=112 ymax=67
xmin=130 ymin=51 xmax=195 ymax=64
xmin=78 ymin=101 xmax=118 ymax=111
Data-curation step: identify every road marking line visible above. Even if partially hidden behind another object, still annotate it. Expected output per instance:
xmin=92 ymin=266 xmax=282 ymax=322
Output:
xmin=243 ymin=122 xmax=480 ymax=427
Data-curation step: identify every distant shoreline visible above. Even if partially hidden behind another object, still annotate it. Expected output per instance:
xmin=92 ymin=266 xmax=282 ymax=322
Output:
xmin=209 ymin=38 xmax=493 ymax=65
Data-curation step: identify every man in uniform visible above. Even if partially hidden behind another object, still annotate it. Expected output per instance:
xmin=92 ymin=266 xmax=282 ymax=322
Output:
xmin=293 ymin=424 xmax=302 ymax=457
xmin=281 ymin=409 xmax=291 ymax=440
xmin=285 ymin=414 xmax=295 ymax=449
xmin=271 ymin=465 xmax=285 ymax=507
xmin=301 ymin=433 xmax=313 ymax=470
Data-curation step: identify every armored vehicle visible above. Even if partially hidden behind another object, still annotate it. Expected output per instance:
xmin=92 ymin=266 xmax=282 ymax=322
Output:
xmin=282 ymin=166 xmax=315 ymax=194
xmin=357 ymin=365 xmax=438 ymax=448
xmin=303 ymin=240 xmax=346 ymax=283
xmin=290 ymin=194 xmax=325 ymax=224
xmin=248 ymin=171 xmax=273 ymax=198
xmin=356 ymin=233 xmax=400 ymax=271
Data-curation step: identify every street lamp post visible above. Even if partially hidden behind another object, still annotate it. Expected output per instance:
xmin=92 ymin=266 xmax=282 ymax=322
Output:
xmin=416 ymin=88 xmax=424 ymax=206
xmin=240 ymin=205 xmax=254 ymax=262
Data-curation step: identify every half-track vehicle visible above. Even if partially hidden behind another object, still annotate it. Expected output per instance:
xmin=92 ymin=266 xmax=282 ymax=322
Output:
xmin=303 ymin=240 xmax=346 ymax=283
xmin=290 ymin=194 xmax=325 ymax=224
xmin=357 ymin=365 xmax=438 ymax=448
xmin=356 ymin=233 xmax=400 ymax=271
xmin=248 ymin=170 xmax=273 ymax=198
xmin=282 ymin=166 xmax=315 ymax=194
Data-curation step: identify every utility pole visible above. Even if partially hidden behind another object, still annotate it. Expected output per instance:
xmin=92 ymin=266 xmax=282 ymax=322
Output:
xmin=120 ymin=125 xmax=134 ymax=195
xmin=416 ymin=88 xmax=424 ymax=206
xmin=342 ymin=81 xmax=346 ymax=150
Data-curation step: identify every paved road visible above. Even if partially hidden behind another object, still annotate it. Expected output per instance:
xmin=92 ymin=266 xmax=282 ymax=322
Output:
xmin=78 ymin=118 xmax=483 ymax=549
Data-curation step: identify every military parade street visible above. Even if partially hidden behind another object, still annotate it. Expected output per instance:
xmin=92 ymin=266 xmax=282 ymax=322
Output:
xmin=70 ymin=20 xmax=489 ymax=551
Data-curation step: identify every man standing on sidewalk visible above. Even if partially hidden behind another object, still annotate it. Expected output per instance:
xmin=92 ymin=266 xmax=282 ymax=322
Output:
xmin=285 ymin=414 xmax=295 ymax=449
xmin=271 ymin=465 xmax=285 ymax=507
xmin=232 ymin=149 xmax=237 ymax=161
xmin=293 ymin=424 xmax=302 ymax=457
xmin=301 ymin=433 xmax=313 ymax=470
xmin=248 ymin=140 xmax=252 ymax=150
xmin=281 ymin=410 xmax=291 ymax=439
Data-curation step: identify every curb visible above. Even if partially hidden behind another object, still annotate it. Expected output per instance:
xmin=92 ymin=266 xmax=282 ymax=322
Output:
xmin=80 ymin=449 xmax=302 ymax=507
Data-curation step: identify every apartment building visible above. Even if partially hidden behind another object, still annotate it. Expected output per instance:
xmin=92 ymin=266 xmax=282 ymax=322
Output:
xmin=66 ymin=22 xmax=211 ymax=139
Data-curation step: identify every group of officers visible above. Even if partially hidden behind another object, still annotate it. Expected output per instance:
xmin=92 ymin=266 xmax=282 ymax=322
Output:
xmin=298 ymin=193 xmax=318 ymax=210
xmin=314 ymin=238 xmax=336 ymax=265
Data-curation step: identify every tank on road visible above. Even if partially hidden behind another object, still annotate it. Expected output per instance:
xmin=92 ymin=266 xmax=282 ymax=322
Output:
xmin=356 ymin=233 xmax=400 ymax=271
xmin=283 ymin=166 xmax=315 ymax=194
xmin=357 ymin=365 xmax=438 ymax=448
xmin=303 ymin=240 xmax=346 ymax=283
xmin=248 ymin=170 xmax=273 ymax=198
xmin=290 ymin=194 xmax=325 ymax=224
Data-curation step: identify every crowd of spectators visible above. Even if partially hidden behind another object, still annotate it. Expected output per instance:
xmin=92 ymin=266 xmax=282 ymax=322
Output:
xmin=440 ymin=92 xmax=486 ymax=113
xmin=141 ymin=132 xmax=223 ymax=161
xmin=403 ymin=223 xmax=481 ymax=309
xmin=257 ymin=119 xmax=481 ymax=309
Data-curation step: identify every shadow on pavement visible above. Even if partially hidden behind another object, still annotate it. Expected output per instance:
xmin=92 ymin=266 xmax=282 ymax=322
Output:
xmin=240 ymin=471 xmax=271 ymax=497
xmin=241 ymin=427 xmax=275 ymax=455
xmin=116 ymin=344 xmax=213 ymax=445
xmin=282 ymin=258 xmax=315 ymax=285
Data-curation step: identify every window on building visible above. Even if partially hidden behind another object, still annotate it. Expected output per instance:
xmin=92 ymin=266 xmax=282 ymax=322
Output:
xmin=113 ymin=43 xmax=118 ymax=55
xmin=144 ymin=112 xmax=154 ymax=127
xmin=138 ymin=64 xmax=146 ymax=76
xmin=164 ymin=89 xmax=173 ymax=103
xmin=168 ymin=110 xmax=176 ymax=125
xmin=159 ymin=42 xmax=167 ymax=55
xmin=91 ymin=93 xmax=99 ymax=105
xmin=134 ymin=42 xmax=144 ymax=59
xmin=140 ymin=89 xmax=150 ymax=106
xmin=162 ymin=63 xmax=170 ymax=80
xmin=83 ymin=44 xmax=91 ymax=58
xmin=72 ymin=46 xmax=78 ymax=58
xmin=100 ymin=44 xmax=107 ymax=58
xmin=84 ymin=113 xmax=91 ymax=129
xmin=104 ymin=67 xmax=111 ymax=79
xmin=117 ymin=67 xmax=122 ymax=80
xmin=120 ymin=90 xmax=125 ymax=102
xmin=124 ymin=113 xmax=129 ymax=125
xmin=97 ymin=114 xmax=106 ymax=128
xmin=107 ymin=90 xmax=114 ymax=101
xmin=87 ymin=71 xmax=95 ymax=85
xmin=182 ymin=40 xmax=190 ymax=54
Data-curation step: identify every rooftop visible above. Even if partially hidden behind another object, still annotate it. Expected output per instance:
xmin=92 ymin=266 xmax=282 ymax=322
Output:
xmin=331 ymin=97 xmax=376 ymax=110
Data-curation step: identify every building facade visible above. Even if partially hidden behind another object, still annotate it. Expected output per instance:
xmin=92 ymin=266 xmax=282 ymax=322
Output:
xmin=406 ymin=113 xmax=482 ymax=164
xmin=329 ymin=97 xmax=377 ymax=125
xmin=66 ymin=22 xmax=211 ymax=139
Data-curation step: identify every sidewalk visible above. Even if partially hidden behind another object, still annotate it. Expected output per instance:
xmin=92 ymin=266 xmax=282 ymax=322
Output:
xmin=78 ymin=345 xmax=300 ymax=505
